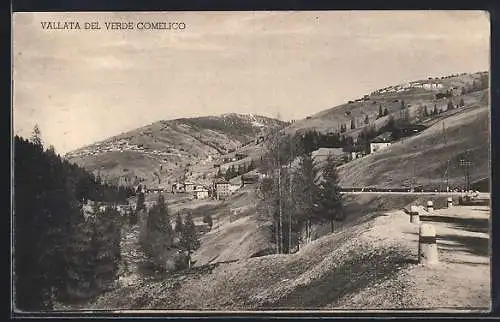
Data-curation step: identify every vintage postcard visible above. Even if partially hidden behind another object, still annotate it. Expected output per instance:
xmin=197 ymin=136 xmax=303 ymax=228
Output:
xmin=12 ymin=11 xmax=491 ymax=314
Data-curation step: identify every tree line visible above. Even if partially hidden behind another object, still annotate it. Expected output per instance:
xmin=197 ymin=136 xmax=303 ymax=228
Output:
xmin=215 ymin=160 xmax=255 ymax=181
xmin=136 ymin=192 xmax=201 ymax=272
xmin=14 ymin=129 xmax=128 ymax=311
xmin=274 ymin=116 xmax=404 ymax=164
xmin=257 ymin=129 xmax=345 ymax=254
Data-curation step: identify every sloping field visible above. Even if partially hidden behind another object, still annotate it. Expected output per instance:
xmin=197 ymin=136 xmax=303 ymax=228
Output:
xmin=338 ymin=104 xmax=489 ymax=189
xmin=66 ymin=114 xmax=285 ymax=186
xmin=285 ymin=72 xmax=487 ymax=137
xmin=78 ymin=192 xmax=490 ymax=311
xmin=190 ymin=187 xmax=273 ymax=266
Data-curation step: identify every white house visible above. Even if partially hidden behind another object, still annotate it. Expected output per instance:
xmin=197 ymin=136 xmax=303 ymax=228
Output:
xmin=184 ymin=182 xmax=195 ymax=192
xmin=229 ymin=184 xmax=241 ymax=193
xmin=193 ymin=188 xmax=209 ymax=200
xmin=370 ymin=142 xmax=392 ymax=154
xmin=350 ymin=151 xmax=363 ymax=160
xmin=214 ymin=179 xmax=231 ymax=200
xmin=423 ymin=83 xmax=444 ymax=90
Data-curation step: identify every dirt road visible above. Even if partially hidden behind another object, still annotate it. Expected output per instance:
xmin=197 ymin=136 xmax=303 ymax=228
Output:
xmin=334 ymin=204 xmax=490 ymax=310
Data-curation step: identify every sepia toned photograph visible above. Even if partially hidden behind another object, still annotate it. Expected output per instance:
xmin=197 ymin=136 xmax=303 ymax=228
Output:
xmin=12 ymin=10 xmax=491 ymax=313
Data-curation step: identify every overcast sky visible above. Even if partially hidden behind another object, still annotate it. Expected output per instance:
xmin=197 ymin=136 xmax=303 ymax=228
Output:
xmin=13 ymin=11 xmax=489 ymax=154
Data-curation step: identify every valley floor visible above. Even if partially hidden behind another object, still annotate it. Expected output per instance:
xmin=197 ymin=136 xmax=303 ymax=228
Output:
xmin=66 ymin=200 xmax=489 ymax=312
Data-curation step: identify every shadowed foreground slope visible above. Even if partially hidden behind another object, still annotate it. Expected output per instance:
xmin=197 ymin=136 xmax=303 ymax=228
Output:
xmin=82 ymin=194 xmax=489 ymax=311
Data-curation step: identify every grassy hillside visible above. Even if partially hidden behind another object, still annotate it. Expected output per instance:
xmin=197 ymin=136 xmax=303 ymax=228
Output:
xmin=77 ymin=193 xmax=488 ymax=310
xmin=338 ymin=101 xmax=489 ymax=190
xmin=285 ymin=71 xmax=487 ymax=139
xmin=64 ymin=71 xmax=488 ymax=191
xmin=65 ymin=114 xmax=286 ymax=187
xmin=204 ymin=72 xmax=489 ymax=188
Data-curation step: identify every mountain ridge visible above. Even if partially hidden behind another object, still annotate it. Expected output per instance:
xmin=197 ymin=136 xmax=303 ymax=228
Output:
xmin=64 ymin=71 xmax=489 ymax=189
xmin=64 ymin=113 xmax=287 ymax=187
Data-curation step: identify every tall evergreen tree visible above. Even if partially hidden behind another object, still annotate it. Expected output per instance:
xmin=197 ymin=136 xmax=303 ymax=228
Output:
xmin=136 ymin=190 xmax=145 ymax=212
xmin=316 ymin=156 xmax=344 ymax=233
xmin=179 ymin=213 xmax=200 ymax=269
xmin=30 ymin=124 xmax=43 ymax=147
xmin=350 ymin=118 xmax=356 ymax=130
xmin=378 ymin=105 xmax=383 ymax=118
xmin=447 ymin=100 xmax=454 ymax=110
xmin=174 ymin=213 xmax=183 ymax=238
xmin=293 ymin=153 xmax=321 ymax=245
xmin=203 ymin=212 xmax=213 ymax=231
xmin=90 ymin=206 xmax=121 ymax=292
xmin=14 ymin=135 xmax=126 ymax=309
xmin=238 ymin=164 xmax=245 ymax=176
xmin=144 ymin=194 xmax=174 ymax=270
xmin=247 ymin=160 xmax=255 ymax=172
xmin=63 ymin=209 xmax=95 ymax=301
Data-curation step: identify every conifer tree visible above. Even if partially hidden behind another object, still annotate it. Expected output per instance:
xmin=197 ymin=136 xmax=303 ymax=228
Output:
xmin=136 ymin=189 xmax=145 ymax=212
xmin=144 ymin=194 xmax=174 ymax=270
xmin=203 ymin=212 xmax=213 ymax=231
xmin=14 ymin=135 xmax=129 ymax=309
xmin=293 ymin=153 xmax=321 ymax=245
xmin=447 ymin=100 xmax=454 ymax=110
xmin=378 ymin=105 xmax=383 ymax=118
xmin=247 ymin=160 xmax=255 ymax=172
xmin=316 ymin=155 xmax=344 ymax=233
xmin=90 ymin=206 xmax=121 ymax=292
xmin=238 ymin=164 xmax=245 ymax=176
xmin=174 ymin=213 xmax=183 ymax=238
xmin=30 ymin=124 xmax=43 ymax=147
xmin=179 ymin=213 xmax=200 ymax=269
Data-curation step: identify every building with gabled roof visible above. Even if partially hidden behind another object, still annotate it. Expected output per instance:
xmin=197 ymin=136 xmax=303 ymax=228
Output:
xmin=213 ymin=178 xmax=231 ymax=200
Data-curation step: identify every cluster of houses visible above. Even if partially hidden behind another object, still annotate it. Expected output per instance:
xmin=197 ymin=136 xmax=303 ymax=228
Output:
xmin=169 ymin=174 xmax=259 ymax=200
xmin=371 ymin=81 xmax=445 ymax=96
xmin=221 ymin=153 xmax=248 ymax=164
xmin=319 ymin=140 xmax=393 ymax=163
xmin=81 ymin=199 xmax=134 ymax=218
xmin=66 ymin=138 xmax=182 ymax=159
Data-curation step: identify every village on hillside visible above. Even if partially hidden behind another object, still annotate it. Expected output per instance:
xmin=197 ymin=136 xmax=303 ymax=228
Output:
xmin=13 ymin=10 xmax=491 ymax=316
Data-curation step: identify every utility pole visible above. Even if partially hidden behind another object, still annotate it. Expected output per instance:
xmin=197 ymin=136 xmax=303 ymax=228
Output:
xmin=442 ymin=121 xmax=447 ymax=146
xmin=275 ymin=112 xmax=283 ymax=254
xmin=410 ymin=161 xmax=416 ymax=192
xmin=446 ymin=160 xmax=450 ymax=192
xmin=459 ymin=150 xmax=472 ymax=192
